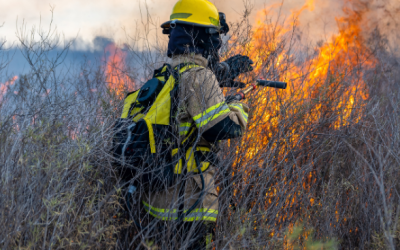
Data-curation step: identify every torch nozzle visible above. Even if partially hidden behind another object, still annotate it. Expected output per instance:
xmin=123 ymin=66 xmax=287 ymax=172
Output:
xmin=256 ymin=80 xmax=287 ymax=89
xmin=226 ymin=79 xmax=287 ymax=103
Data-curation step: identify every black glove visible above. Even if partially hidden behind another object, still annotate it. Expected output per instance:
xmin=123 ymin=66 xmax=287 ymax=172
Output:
xmin=221 ymin=80 xmax=246 ymax=88
xmin=224 ymin=54 xmax=254 ymax=77
xmin=225 ymin=94 xmax=241 ymax=103
xmin=214 ymin=55 xmax=254 ymax=88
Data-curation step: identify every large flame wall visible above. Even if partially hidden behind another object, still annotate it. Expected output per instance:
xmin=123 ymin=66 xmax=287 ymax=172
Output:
xmin=225 ymin=0 xmax=375 ymax=243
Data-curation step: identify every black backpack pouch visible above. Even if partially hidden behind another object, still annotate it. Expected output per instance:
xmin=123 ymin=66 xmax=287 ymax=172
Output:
xmin=113 ymin=119 xmax=177 ymax=192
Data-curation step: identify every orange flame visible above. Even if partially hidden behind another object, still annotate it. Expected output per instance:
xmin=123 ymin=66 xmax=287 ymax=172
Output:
xmin=230 ymin=0 xmax=375 ymax=241
xmin=236 ymin=0 xmax=372 ymax=151
xmin=105 ymin=43 xmax=135 ymax=98
xmin=0 ymin=76 xmax=18 ymax=103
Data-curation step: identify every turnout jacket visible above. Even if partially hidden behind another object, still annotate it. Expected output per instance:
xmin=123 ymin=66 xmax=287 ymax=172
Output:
xmin=142 ymin=54 xmax=248 ymax=222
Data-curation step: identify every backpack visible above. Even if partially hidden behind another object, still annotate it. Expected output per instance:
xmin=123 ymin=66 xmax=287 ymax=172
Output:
xmin=112 ymin=63 xmax=202 ymax=191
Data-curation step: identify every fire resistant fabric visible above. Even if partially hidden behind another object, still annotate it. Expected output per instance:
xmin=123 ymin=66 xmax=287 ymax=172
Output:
xmin=142 ymin=54 xmax=248 ymax=222
xmin=176 ymin=54 xmax=248 ymax=147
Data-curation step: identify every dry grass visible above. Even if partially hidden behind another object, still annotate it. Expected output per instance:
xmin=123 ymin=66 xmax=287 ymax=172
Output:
xmin=1 ymin=2 xmax=400 ymax=249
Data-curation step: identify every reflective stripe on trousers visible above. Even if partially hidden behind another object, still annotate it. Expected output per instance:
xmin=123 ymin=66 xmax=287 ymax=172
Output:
xmin=143 ymin=201 xmax=218 ymax=222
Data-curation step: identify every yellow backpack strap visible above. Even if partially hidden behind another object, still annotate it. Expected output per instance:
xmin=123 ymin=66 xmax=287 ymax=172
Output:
xmin=143 ymin=117 xmax=156 ymax=154
xmin=144 ymin=63 xmax=203 ymax=154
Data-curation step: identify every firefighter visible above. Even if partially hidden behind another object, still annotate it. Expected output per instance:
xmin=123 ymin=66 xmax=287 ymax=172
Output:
xmin=141 ymin=0 xmax=253 ymax=248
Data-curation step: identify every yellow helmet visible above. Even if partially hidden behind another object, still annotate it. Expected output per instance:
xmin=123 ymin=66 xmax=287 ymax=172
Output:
xmin=161 ymin=0 xmax=219 ymax=29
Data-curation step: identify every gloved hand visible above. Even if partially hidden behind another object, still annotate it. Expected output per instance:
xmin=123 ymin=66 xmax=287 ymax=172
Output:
xmin=225 ymin=94 xmax=242 ymax=103
xmin=214 ymin=55 xmax=254 ymax=88
xmin=222 ymin=81 xmax=246 ymax=88
xmin=224 ymin=54 xmax=254 ymax=77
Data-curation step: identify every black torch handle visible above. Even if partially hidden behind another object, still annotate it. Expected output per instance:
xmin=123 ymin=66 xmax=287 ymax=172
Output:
xmin=256 ymin=80 xmax=287 ymax=89
xmin=226 ymin=79 xmax=287 ymax=103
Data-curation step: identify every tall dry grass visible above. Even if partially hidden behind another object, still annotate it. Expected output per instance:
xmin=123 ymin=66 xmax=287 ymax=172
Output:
xmin=1 ymin=2 xmax=400 ymax=249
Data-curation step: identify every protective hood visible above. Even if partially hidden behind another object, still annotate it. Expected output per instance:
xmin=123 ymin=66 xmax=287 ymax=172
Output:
xmin=167 ymin=24 xmax=222 ymax=63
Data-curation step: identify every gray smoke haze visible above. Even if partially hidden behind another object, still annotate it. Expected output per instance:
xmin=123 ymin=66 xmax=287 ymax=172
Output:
xmin=0 ymin=0 xmax=344 ymax=47
xmin=1 ymin=0 xmax=399 ymax=81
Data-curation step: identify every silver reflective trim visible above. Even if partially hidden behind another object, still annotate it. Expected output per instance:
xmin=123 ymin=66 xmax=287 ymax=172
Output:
xmin=179 ymin=126 xmax=191 ymax=133
xmin=229 ymin=104 xmax=248 ymax=120
xmin=184 ymin=211 xmax=218 ymax=219
xmin=143 ymin=203 xmax=178 ymax=220
xmin=144 ymin=202 xmax=218 ymax=221
xmin=193 ymin=104 xmax=230 ymax=126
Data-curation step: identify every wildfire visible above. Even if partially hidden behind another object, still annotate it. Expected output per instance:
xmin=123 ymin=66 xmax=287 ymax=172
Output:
xmin=235 ymin=0 xmax=374 ymax=163
xmin=230 ymin=0 xmax=375 ymax=243
xmin=104 ymin=43 xmax=135 ymax=98
xmin=0 ymin=76 xmax=18 ymax=103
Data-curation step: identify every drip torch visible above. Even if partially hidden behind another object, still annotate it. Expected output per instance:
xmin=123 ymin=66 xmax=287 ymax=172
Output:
xmin=226 ymin=80 xmax=287 ymax=102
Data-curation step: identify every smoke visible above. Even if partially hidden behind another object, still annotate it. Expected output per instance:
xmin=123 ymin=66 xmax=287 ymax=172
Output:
xmin=362 ymin=0 xmax=400 ymax=55
xmin=1 ymin=0 xmax=145 ymax=47
xmin=246 ymin=0 xmax=400 ymax=54
xmin=1 ymin=0 xmax=399 ymax=55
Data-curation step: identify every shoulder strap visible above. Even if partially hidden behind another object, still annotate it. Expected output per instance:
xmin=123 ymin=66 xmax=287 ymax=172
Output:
xmin=169 ymin=62 xmax=200 ymax=82
xmin=153 ymin=63 xmax=169 ymax=79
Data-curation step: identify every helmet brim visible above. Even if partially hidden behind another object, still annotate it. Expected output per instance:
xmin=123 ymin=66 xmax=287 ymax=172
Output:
xmin=161 ymin=20 xmax=218 ymax=29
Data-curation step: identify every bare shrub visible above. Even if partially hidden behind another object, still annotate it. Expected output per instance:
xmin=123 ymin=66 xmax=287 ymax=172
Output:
xmin=0 ymin=13 xmax=124 ymax=249
xmin=1 ymin=2 xmax=400 ymax=250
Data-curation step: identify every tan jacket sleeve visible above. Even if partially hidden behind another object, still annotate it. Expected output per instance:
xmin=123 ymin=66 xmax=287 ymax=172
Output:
xmin=179 ymin=67 xmax=248 ymax=134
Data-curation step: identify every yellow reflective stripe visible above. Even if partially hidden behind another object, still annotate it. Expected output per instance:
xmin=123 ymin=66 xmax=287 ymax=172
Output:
xmin=229 ymin=103 xmax=248 ymax=123
xmin=143 ymin=201 xmax=218 ymax=222
xmin=142 ymin=201 xmax=177 ymax=213
xmin=181 ymin=208 xmax=218 ymax=222
xmin=193 ymin=103 xmax=230 ymax=128
xmin=179 ymin=64 xmax=202 ymax=73
xmin=179 ymin=122 xmax=192 ymax=136
xmin=180 ymin=130 xmax=190 ymax=136
xmin=143 ymin=201 xmax=178 ymax=220
xmin=143 ymin=117 xmax=156 ymax=153
xmin=183 ymin=215 xmax=217 ymax=222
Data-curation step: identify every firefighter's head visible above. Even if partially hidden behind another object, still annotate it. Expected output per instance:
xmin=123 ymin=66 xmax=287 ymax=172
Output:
xmin=162 ymin=0 xmax=229 ymax=64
